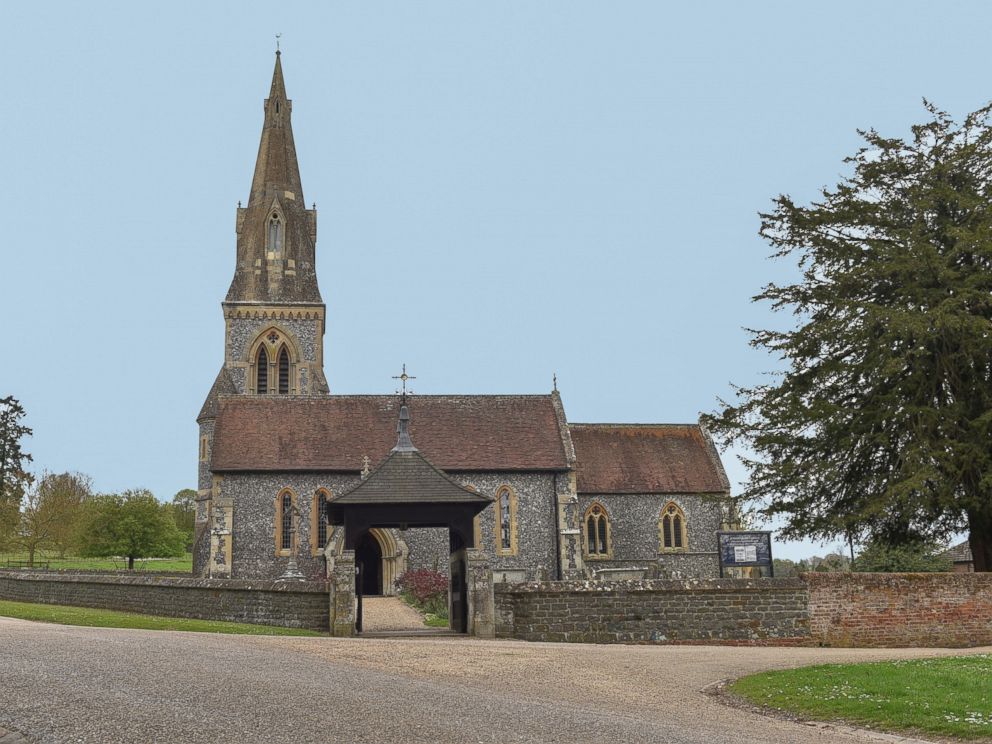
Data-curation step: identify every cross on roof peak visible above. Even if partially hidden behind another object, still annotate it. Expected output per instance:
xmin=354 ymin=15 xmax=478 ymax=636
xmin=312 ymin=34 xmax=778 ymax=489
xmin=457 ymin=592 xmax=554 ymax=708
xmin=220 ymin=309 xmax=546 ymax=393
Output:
xmin=392 ymin=364 xmax=416 ymax=398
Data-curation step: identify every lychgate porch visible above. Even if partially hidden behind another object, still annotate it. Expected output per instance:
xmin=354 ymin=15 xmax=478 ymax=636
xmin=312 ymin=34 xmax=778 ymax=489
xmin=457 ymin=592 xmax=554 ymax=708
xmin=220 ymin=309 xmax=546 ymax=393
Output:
xmin=325 ymin=404 xmax=495 ymax=637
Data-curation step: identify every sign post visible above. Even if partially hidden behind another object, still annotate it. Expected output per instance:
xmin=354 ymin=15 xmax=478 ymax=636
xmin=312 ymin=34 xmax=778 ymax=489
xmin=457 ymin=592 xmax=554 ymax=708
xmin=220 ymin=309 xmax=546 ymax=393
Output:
xmin=717 ymin=531 xmax=774 ymax=578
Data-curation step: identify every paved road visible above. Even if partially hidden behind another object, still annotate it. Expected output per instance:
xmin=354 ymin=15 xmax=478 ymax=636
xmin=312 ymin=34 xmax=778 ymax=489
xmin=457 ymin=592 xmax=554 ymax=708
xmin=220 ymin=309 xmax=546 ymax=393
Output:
xmin=1 ymin=617 xmax=987 ymax=744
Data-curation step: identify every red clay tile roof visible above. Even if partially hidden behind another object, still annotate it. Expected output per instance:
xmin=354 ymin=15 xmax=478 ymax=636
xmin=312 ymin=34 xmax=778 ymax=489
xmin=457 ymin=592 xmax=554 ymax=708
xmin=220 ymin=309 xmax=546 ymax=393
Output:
xmin=211 ymin=395 xmax=569 ymax=472
xmin=942 ymin=540 xmax=974 ymax=564
xmin=570 ymin=424 xmax=730 ymax=494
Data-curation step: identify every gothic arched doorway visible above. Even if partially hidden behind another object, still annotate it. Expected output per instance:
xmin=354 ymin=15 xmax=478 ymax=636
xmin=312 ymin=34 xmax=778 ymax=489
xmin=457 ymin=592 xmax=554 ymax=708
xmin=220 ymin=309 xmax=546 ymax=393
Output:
xmin=356 ymin=531 xmax=383 ymax=596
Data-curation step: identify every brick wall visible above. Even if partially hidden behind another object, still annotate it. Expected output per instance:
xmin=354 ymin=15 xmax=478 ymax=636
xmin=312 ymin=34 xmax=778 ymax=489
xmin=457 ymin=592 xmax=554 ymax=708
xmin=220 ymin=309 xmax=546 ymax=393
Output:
xmin=0 ymin=571 xmax=329 ymax=631
xmin=806 ymin=572 xmax=992 ymax=647
xmin=495 ymin=578 xmax=811 ymax=644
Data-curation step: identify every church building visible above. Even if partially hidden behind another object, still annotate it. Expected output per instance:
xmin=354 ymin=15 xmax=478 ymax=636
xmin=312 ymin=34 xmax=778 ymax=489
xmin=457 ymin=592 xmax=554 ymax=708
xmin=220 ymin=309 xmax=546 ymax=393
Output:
xmin=193 ymin=52 xmax=733 ymax=591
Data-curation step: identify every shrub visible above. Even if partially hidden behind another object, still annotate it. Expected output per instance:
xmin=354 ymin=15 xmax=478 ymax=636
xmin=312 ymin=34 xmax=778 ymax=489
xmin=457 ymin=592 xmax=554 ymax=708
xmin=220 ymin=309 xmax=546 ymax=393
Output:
xmin=396 ymin=568 xmax=447 ymax=602
xmin=396 ymin=568 xmax=448 ymax=617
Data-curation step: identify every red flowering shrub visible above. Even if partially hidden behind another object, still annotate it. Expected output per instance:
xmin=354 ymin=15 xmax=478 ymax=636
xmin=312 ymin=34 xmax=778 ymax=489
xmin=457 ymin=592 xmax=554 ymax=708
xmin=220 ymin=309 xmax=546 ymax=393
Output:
xmin=395 ymin=568 xmax=448 ymax=603
xmin=396 ymin=568 xmax=449 ymax=618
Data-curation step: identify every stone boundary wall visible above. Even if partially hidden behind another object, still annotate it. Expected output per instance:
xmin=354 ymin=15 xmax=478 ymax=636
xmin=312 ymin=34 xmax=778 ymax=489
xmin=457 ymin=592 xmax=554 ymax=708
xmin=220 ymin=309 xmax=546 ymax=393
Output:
xmin=495 ymin=578 xmax=811 ymax=644
xmin=0 ymin=571 xmax=330 ymax=632
xmin=806 ymin=572 xmax=992 ymax=648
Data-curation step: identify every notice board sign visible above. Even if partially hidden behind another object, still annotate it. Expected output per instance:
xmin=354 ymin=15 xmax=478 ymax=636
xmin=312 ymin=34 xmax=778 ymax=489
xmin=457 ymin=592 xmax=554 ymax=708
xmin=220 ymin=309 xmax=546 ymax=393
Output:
xmin=717 ymin=531 xmax=774 ymax=577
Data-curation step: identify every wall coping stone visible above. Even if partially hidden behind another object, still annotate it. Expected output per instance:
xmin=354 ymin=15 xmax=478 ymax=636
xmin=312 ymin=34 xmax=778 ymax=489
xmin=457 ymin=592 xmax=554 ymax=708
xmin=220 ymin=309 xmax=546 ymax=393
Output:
xmin=0 ymin=570 xmax=329 ymax=594
xmin=495 ymin=577 xmax=807 ymax=594
xmin=802 ymin=571 xmax=992 ymax=586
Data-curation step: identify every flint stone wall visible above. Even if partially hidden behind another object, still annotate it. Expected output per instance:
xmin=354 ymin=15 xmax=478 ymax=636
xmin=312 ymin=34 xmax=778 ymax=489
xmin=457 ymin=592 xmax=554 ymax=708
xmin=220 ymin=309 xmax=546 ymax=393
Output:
xmin=0 ymin=571 xmax=329 ymax=631
xmin=226 ymin=317 xmax=321 ymax=370
xmin=577 ymin=493 xmax=725 ymax=579
xmin=495 ymin=578 xmax=810 ymax=644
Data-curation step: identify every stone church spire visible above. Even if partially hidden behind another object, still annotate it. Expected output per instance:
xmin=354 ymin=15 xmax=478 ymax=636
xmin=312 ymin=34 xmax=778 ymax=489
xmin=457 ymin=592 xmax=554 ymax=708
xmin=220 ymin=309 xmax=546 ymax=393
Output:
xmin=226 ymin=51 xmax=321 ymax=304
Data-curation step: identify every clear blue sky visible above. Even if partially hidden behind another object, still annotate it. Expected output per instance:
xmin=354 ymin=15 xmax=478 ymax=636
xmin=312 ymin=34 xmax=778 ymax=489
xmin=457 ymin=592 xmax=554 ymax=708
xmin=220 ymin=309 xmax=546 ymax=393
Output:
xmin=3 ymin=1 xmax=987 ymax=560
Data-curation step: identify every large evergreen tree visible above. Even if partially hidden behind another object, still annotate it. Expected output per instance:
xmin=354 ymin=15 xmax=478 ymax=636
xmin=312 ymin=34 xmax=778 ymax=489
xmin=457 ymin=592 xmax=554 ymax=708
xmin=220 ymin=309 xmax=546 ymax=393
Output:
xmin=705 ymin=103 xmax=992 ymax=571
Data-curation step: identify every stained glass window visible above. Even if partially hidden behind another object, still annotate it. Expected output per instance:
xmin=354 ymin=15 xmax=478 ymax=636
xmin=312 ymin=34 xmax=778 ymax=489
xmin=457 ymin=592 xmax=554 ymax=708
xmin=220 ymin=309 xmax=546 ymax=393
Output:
xmin=280 ymin=492 xmax=293 ymax=551
xmin=316 ymin=491 xmax=328 ymax=549
xmin=500 ymin=489 xmax=511 ymax=550
xmin=661 ymin=503 xmax=687 ymax=551
xmin=585 ymin=504 xmax=609 ymax=556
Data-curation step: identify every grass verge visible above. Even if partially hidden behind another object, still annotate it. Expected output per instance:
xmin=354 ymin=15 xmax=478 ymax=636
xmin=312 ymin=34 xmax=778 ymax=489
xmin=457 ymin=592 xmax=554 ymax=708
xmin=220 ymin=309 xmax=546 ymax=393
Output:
xmin=1 ymin=551 xmax=193 ymax=572
xmin=423 ymin=613 xmax=449 ymax=628
xmin=398 ymin=591 xmax=450 ymax=629
xmin=730 ymin=654 xmax=992 ymax=740
xmin=0 ymin=599 xmax=321 ymax=636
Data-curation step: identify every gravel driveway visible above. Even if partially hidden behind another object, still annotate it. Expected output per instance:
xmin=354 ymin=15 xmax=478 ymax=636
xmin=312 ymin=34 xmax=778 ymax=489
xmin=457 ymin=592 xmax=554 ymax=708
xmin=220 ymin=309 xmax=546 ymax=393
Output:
xmin=1 ymin=616 xmax=988 ymax=744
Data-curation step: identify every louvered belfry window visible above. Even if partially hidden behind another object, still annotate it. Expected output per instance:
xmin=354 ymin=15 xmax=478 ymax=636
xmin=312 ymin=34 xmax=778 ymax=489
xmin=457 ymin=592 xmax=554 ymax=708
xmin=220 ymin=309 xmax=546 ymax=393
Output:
xmin=268 ymin=214 xmax=282 ymax=253
xmin=278 ymin=346 xmax=290 ymax=394
xmin=280 ymin=492 xmax=293 ymax=551
xmin=256 ymin=346 xmax=269 ymax=394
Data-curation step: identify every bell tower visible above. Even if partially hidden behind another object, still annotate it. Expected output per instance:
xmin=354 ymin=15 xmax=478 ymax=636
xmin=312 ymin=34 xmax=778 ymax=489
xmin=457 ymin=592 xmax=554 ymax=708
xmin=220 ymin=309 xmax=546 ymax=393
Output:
xmin=194 ymin=52 xmax=329 ymax=576
xmin=201 ymin=50 xmax=329 ymax=415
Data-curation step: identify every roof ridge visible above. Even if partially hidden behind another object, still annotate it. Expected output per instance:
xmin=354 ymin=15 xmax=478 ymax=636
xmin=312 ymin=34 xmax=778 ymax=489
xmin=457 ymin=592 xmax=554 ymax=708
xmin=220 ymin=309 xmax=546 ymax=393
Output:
xmin=570 ymin=422 xmax=700 ymax=428
xmin=327 ymin=393 xmax=554 ymax=399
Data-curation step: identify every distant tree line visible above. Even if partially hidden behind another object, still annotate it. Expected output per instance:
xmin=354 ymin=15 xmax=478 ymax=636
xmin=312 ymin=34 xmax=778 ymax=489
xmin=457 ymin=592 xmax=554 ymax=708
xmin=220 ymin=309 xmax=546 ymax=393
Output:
xmin=1 ymin=396 xmax=195 ymax=570
xmin=773 ymin=538 xmax=952 ymax=576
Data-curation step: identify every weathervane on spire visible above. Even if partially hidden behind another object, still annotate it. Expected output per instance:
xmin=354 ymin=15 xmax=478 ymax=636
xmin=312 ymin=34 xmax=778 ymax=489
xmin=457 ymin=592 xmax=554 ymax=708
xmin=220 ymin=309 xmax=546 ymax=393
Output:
xmin=392 ymin=364 xmax=416 ymax=399
xmin=275 ymin=33 xmax=282 ymax=52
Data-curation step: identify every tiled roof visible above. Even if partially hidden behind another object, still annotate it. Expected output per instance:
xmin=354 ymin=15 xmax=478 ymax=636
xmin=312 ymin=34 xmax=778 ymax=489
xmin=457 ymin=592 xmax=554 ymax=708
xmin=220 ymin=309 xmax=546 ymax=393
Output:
xmin=331 ymin=450 xmax=493 ymax=505
xmin=569 ymin=424 xmax=730 ymax=494
xmin=197 ymin=367 xmax=237 ymax=422
xmin=210 ymin=395 xmax=569 ymax=472
xmin=943 ymin=540 xmax=974 ymax=563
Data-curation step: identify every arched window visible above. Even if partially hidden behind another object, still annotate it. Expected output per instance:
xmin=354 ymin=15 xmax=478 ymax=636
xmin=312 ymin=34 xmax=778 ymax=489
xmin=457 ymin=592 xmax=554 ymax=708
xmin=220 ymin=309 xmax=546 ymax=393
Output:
xmin=268 ymin=213 xmax=282 ymax=253
xmin=495 ymin=485 xmax=517 ymax=556
xmin=256 ymin=345 xmax=269 ymax=394
xmin=275 ymin=489 xmax=296 ymax=555
xmin=584 ymin=502 xmax=610 ymax=557
xmin=278 ymin=345 xmax=290 ymax=394
xmin=660 ymin=502 xmax=687 ymax=552
xmin=311 ymin=489 xmax=330 ymax=554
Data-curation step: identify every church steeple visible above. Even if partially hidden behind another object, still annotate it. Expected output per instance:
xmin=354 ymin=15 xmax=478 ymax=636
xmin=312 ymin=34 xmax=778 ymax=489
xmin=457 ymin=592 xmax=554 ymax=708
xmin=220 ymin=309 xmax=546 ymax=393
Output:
xmin=226 ymin=51 xmax=321 ymax=305
xmin=248 ymin=51 xmax=303 ymax=208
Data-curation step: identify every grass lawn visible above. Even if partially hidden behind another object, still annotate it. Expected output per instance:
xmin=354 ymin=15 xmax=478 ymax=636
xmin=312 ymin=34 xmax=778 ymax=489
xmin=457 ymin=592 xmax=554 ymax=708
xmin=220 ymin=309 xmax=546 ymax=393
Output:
xmin=0 ymin=599 xmax=321 ymax=636
xmin=1 ymin=551 xmax=193 ymax=572
xmin=730 ymin=654 xmax=992 ymax=740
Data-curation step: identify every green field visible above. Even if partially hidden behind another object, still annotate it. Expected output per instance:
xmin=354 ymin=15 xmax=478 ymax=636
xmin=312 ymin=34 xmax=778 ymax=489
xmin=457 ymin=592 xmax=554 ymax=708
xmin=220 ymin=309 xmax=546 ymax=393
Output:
xmin=0 ymin=599 xmax=321 ymax=636
xmin=730 ymin=655 xmax=992 ymax=740
xmin=0 ymin=551 xmax=193 ymax=572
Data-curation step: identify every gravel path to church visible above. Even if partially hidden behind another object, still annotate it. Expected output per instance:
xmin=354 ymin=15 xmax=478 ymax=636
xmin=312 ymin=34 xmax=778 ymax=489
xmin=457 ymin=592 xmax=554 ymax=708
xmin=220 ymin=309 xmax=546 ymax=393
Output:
xmin=360 ymin=596 xmax=426 ymax=632
xmin=2 ymin=616 xmax=988 ymax=744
